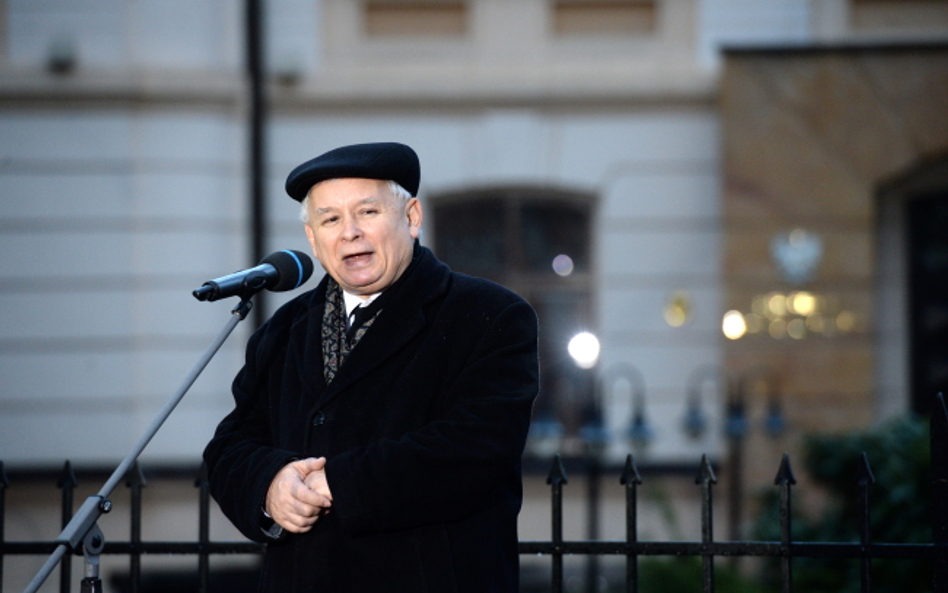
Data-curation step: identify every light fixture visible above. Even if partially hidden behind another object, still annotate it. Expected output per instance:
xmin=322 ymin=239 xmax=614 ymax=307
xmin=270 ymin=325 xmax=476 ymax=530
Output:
xmin=568 ymin=331 xmax=600 ymax=369
xmin=722 ymin=310 xmax=747 ymax=340
xmin=722 ymin=291 xmax=859 ymax=340
xmin=47 ymin=35 xmax=78 ymax=75
xmin=552 ymin=254 xmax=574 ymax=277
xmin=663 ymin=290 xmax=691 ymax=328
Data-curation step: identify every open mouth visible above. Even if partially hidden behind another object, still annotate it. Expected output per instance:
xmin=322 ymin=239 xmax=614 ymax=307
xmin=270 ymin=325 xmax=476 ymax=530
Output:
xmin=343 ymin=252 xmax=372 ymax=264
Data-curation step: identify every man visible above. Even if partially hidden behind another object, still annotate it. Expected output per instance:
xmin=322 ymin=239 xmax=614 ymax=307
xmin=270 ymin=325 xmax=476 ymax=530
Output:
xmin=203 ymin=142 xmax=539 ymax=592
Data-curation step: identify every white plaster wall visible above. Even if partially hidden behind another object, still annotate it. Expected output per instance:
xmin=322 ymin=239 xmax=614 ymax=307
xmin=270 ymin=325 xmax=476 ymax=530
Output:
xmin=7 ymin=0 xmax=241 ymax=72
xmin=698 ymin=0 xmax=811 ymax=68
xmin=0 ymin=108 xmax=249 ymax=466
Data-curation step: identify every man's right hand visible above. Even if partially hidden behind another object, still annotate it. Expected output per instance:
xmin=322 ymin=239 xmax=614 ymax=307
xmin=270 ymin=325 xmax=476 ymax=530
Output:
xmin=265 ymin=457 xmax=333 ymax=533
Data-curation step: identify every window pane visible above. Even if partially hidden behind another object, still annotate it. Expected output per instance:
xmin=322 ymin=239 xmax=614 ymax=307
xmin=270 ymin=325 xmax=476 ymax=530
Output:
xmin=520 ymin=201 xmax=590 ymax=274
xmin=531 ymin=289 xmax=596 ymax=441
xmin=434 ymin=198 xmax=505 ymax=280
xmin=553 ymin=0 xmax=657 ymax=36
xmin=364 ymin=1 xmax=468 ymax=37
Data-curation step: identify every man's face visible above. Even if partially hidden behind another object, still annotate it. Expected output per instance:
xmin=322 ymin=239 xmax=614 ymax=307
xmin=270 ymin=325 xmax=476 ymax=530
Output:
xmin=303 ymin=177 xmax=422 ymax=296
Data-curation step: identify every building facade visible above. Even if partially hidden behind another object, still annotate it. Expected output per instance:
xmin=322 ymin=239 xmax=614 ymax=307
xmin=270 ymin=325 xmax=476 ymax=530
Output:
xmin=2 ymin=0 xmax=947 ymax=590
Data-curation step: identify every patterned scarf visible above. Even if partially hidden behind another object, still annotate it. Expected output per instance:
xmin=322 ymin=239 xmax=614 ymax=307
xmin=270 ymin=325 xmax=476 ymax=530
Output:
xmin=321 ymin=277 xmax=381 ymax=384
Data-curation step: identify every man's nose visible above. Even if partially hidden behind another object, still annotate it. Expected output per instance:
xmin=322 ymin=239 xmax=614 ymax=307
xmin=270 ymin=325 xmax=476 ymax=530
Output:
xmin=341 ymin=215 xmax=362 ymax=239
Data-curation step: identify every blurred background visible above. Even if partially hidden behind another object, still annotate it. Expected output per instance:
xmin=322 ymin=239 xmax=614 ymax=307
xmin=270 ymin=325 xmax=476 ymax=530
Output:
xmin=1 ymin=1 xmax=947 ymax=591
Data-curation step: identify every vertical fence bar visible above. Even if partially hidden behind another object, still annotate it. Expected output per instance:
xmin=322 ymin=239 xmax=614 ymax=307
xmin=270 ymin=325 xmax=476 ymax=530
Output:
xmin=774 ymin=453 xmax=796 ymax=593
xmin=621 ymin=455 xmax=642 ymax=593
xmin=585 ymin=452 xmax=601 ymax=593
xmin=856 ymin=452 xmax=875 ymax=593
xmin=58 ymin=462 xmax=77 ymax=593
xmin=933 ymin=393 xmax=948 ymax=593
xmin=547 ymin=455 xmax=568 ymax=593
xmin=1 ymin=461 xmax=8 ymax=593
xmin=696 ymin=455 xmax=717 ymax=593
xmin=197 ymin=464 xmax=211 ymax=593
xmin=126 ymin=463 xmax=146 ymax=593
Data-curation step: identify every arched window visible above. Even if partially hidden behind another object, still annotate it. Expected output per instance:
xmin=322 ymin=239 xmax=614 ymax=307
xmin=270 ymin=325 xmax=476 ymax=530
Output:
xmin=432 ymin=187 xmax=596 ymax=455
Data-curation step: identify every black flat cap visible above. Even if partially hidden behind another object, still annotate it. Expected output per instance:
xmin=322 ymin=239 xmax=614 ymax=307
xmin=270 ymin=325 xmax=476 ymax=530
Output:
xmin=285 ymin=142 xmax=420 ymax=202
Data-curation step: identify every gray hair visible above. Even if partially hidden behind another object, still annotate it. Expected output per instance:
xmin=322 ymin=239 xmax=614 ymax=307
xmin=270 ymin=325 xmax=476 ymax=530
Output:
xmin=299 ymin=180 xmax=413 ymax=224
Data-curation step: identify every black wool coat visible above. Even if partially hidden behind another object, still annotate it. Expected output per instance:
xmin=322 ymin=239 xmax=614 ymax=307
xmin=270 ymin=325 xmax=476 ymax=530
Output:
xmin=203 ymin=245 xmax=539 ymax=593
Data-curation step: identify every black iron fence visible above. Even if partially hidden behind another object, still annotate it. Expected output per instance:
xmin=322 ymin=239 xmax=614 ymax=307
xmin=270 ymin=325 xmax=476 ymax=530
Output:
xmin=3 ymin=394 xmax=947 ymax=593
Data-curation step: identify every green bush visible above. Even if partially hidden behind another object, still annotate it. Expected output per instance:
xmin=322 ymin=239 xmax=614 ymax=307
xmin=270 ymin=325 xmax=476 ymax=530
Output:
xmin=636 ymin=556 xmax=766 ymax=593
xmin=752 ymin=415 xmax=933 ymax=593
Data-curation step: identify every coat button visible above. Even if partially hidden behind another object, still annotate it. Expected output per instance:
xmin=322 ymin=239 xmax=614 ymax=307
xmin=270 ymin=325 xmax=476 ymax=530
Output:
xmin=311 ymin=411 xmax=326 ymax=426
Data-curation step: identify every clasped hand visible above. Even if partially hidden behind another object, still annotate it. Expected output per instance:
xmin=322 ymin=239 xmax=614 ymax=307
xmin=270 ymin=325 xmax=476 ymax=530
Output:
xmin=265 ymin=457 xmax=333 ymax=533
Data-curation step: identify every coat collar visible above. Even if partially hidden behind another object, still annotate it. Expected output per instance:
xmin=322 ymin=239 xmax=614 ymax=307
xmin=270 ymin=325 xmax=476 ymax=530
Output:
xmin=298 ymin=243 xmax=451 ymax=410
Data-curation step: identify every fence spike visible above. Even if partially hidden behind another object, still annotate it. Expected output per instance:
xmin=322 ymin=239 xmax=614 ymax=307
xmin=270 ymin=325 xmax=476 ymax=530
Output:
xmin=774 ymin=452 xmax=797 ymax=486
xmin=774 ymin=452 xmax=796 ymax=593
xmin=56 ymin=460 xmax=77 ymax=593
xmin=546 ymin=454 xmax=568 ymax=486
xmin=695 ymin=454 xmax=718 ymax=485
xmin=125 ymin=462 xmax=147 ymax=489
xmin=620 ymin=454 xmax=643 ymax=486
xmin=195 ymin=462 xmax=209 ymax=488
xmin=57 ymin=460 xmax=77 ymax=489
xmin=855 ymin=452 xmax=875 ymax=487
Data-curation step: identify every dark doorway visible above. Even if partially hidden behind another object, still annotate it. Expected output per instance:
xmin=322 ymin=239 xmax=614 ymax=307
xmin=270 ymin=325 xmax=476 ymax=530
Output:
xmin=907 ymin=191 xmax=948 ymax=416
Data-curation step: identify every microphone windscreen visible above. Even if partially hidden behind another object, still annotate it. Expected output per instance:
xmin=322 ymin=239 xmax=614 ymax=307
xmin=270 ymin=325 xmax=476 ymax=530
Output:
xmin=260 ymin=250 xmax=314 ymax=292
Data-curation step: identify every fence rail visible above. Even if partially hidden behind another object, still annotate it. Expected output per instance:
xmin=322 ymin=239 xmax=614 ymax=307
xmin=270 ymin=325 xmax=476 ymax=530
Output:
xmin=3 ymin=393 xmax=947 ymax=593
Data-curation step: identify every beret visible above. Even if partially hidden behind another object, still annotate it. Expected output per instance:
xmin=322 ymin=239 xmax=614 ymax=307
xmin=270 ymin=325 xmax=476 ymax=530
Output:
xmin=284 ymin=142 xmax=420 ymax=202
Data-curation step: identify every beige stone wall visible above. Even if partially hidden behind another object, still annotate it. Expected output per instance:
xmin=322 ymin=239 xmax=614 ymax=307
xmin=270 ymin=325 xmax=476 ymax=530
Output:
xmin=719 ymin=45 xmax=948 ymax=496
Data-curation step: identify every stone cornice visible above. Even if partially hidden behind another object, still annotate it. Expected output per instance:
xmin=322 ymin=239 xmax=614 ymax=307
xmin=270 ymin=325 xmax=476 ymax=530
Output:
xmin=0 ymin=68 xmax=244 ymax=109
xmin=0 ymin=66 xmax=718 ymax=111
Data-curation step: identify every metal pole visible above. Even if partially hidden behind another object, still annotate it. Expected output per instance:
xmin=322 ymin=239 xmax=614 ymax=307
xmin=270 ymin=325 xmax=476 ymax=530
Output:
xmin=197 ymin=465 xmax=211 ymax=593
xmin=1 ymin=462 xmax=7 ymax=593
xmin=126 ymin=464 xmax=146 ymax=593
xmin=696 ymin=455 xmax=717 ymax=593
xmin=548 ymin=455 xmax=568 ymax=593
xmin=246 ymin=0 xmax=268 ymax=329
xmin=58 ymin=463 xmax=77 ymax=593
xmin=775 ymin=453 xmax=796 ymax=593
xmin=856 ymin=452 xmax=875 ymax=593
xmin=586 ymin=453 xmax=600 ymax=593
xmin=621 ymin=455 xmax=642 ymax=593
xmin=932 ymin=393 xmax=948 ymax=593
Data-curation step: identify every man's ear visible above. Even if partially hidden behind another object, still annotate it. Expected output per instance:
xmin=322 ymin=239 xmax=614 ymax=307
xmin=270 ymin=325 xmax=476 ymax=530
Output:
xmin=406 ymin=198 xmax=423 ymax=239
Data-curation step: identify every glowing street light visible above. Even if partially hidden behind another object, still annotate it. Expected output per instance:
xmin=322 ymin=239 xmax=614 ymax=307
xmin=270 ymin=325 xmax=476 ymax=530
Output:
xmin=568 ymin=331 xmax=600 ymax=369
xmin=722 ymin=310 xmax=747 ymax=340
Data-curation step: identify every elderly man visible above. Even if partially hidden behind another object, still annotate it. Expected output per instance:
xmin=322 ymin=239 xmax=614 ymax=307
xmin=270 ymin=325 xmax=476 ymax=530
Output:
xmin=203 ymin=142 xmax=539 ymax=592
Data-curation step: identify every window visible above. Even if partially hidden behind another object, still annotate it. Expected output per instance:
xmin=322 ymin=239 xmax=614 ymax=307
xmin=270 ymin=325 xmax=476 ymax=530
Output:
xmin=364 ymin=0 xmax=468 ymax=37
xmin=850 ymin=0 xmax=948 ymax=32
xmin=552 ymin=0 xmax=657 ymax=36
xmin=433 ymin=187 xmax=597 ymax=454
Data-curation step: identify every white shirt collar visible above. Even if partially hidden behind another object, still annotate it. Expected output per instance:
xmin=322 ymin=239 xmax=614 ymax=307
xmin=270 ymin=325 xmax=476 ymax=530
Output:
xmin=342 ymin=290 xmax=381 ymax=317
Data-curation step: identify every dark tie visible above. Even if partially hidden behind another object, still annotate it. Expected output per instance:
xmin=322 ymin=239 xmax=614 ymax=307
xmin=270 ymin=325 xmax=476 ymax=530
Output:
xmin=346 ymin=303 xmax=378 ymax=342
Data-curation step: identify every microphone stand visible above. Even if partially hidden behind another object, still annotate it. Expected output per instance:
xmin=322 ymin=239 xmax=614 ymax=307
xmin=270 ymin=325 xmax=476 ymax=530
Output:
xmin=23 ymin=297 xmax=254 ymax=593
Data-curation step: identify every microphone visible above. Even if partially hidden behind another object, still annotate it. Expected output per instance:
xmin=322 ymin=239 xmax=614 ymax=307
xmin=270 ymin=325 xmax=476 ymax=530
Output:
xmin=192 ymin=250 xmax=314 ymax=302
